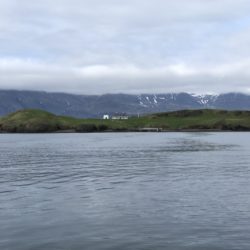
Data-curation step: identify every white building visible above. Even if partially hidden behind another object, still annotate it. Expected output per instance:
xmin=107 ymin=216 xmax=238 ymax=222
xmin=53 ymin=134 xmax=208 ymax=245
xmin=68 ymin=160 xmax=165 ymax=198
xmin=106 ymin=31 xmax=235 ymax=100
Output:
xmin=112 ymin=114 xmax=129 ymax=120
xmin=103 ymin=114 xmax=110 ymax=119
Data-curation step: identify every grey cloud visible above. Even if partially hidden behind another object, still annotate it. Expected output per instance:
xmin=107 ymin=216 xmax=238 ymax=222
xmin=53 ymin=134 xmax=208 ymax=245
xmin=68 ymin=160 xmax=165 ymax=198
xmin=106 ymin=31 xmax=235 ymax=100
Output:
xmin=1 ymin=59 xmax=250 ymax=94
xmin=0 ymin=0 xmax=250 ymax=94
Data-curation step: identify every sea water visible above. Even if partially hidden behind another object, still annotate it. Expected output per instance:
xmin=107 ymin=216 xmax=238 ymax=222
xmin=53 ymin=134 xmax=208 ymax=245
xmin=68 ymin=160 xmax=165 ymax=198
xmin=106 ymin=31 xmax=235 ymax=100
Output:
xmin=1 ymin=132 xmax=250 ymax=250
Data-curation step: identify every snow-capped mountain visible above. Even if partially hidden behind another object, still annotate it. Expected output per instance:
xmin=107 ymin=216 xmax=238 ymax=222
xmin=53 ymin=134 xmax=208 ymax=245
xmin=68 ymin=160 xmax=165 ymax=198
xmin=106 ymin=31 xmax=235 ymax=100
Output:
xmin=0 ymin=90 xmax=250 ymax=118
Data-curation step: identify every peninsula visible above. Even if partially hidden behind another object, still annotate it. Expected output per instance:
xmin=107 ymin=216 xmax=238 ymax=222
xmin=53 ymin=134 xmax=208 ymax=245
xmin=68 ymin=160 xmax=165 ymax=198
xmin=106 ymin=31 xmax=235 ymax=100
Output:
xmin=0 ymin=109 xmax=250 ymax=133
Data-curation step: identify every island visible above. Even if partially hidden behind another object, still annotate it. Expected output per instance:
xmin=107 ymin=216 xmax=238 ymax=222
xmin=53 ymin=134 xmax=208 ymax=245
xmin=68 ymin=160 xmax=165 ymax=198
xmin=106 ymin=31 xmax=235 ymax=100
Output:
xmin=0 ymin=109 xmax=250 ymax=133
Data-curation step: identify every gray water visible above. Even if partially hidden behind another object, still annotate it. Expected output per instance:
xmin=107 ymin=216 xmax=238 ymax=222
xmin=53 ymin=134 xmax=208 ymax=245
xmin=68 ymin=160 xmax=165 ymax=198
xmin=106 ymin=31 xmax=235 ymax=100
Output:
xmin=0 ymin=133 xmax=250 ymax=250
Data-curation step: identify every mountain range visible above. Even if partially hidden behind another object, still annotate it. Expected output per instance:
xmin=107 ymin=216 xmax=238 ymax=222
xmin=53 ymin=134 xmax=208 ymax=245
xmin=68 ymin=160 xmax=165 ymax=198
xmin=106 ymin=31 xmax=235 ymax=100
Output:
xmin=1 ymin=90 xmax=250 ymax=118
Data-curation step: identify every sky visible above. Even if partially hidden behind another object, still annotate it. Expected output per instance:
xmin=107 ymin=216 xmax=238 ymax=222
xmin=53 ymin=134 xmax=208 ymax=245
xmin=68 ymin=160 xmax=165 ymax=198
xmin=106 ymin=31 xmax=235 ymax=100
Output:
xmin=1 ymin=0 xmax=250 ymax=94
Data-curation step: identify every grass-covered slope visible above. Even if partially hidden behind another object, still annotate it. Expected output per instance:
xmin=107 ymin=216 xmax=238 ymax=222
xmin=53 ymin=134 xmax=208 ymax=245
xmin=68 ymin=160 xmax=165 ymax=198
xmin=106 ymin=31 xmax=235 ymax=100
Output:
xmin=1 ymin=109 xmax=250 ymax=133
xmin=147 ymin=109 xmax=250 ymax=130
xmin=0 ymin=110 xmax=68 ymax=132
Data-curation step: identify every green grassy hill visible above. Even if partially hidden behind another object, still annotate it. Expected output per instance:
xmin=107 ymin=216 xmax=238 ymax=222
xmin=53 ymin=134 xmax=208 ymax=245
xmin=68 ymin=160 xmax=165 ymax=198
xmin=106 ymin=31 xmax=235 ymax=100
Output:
xmin=1 ymin=109 xmax=250 ymax=133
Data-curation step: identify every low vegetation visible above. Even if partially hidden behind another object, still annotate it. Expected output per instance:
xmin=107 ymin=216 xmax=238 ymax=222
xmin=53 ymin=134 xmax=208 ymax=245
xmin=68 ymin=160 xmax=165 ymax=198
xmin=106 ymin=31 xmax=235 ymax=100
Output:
xmin=0 ymin=109 xmax=250 ymax=133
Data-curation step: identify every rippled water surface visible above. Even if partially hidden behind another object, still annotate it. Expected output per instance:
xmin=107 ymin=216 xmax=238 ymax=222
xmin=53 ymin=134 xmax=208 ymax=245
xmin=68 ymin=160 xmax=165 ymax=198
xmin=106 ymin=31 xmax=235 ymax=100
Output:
xmin=1 ymin=132 xmax=250 ymax=250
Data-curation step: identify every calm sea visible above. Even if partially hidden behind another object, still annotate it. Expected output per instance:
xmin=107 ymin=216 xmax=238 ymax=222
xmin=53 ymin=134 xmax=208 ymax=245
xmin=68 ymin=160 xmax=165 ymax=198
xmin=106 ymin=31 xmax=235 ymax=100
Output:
xmin=1 ymin=132 xmax=250 ymax=250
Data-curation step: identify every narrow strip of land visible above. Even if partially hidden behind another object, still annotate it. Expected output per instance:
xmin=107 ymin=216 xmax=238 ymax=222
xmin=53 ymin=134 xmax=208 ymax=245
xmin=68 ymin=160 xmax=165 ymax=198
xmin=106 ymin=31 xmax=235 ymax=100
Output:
xmin=1 ymin=109 xmax=250 ymax=133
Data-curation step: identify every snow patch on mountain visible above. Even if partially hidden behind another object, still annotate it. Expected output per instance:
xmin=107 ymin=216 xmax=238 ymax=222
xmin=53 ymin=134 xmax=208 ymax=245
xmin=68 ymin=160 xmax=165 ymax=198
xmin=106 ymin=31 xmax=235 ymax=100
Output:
xmin=190 ymin=93 xmax=218 ymax=106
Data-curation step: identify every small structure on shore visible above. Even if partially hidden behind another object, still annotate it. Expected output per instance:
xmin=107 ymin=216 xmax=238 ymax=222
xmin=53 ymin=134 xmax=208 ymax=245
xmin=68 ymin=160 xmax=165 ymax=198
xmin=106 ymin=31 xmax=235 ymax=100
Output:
xmin=139 ymin=128 xmax=162 ymax=132
xmin=103 ymin=114 xmax=110 ymax=120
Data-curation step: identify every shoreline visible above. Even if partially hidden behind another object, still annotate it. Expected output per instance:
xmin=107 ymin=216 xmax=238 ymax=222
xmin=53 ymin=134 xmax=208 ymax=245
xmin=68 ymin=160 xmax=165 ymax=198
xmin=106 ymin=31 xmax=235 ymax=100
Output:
xmin=1 ymin=129 xmax=250 ymax=134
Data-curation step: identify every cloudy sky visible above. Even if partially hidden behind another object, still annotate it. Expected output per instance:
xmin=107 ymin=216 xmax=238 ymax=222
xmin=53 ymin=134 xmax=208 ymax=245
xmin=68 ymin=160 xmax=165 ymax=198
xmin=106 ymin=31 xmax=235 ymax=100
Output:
xmin=1 ymin=0 xmax=250 ymax=94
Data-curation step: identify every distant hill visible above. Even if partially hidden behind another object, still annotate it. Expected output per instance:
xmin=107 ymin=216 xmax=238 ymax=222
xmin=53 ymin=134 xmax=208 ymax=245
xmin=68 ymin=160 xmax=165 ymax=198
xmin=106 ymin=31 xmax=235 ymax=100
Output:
xmin=1 ymin=90 xmax=250 ymax=118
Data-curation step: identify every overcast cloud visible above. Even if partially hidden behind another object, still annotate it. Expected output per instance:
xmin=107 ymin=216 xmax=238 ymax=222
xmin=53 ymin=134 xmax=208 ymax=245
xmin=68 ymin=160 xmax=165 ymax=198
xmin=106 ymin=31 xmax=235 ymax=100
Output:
xmin=1 ymin=0 xmax=250 ymax=94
